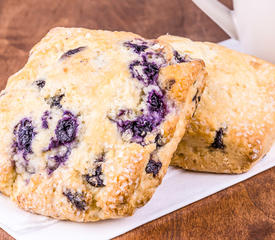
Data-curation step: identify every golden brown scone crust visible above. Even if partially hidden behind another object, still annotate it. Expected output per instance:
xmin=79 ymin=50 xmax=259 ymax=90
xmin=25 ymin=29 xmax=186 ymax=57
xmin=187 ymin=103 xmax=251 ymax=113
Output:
xmin=159 ymin=35 xmax=275 ymax=174
xmin=0 ymin=28 xmax=206 ymax=221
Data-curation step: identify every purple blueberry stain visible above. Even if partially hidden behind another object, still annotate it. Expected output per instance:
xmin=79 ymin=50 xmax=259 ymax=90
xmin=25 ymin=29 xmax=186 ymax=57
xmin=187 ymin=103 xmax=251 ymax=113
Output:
xmin=63 ymin=189 xmax=87 ymax=211
xmin=47 ymin=147 xmax=71 ymax=174
xmin=145 ymin=158 xmax=162 ymax=177
xmin=123 ymin=39 xmax=148 ymax=54
xmin=147 ymin=90 xmax=166 ymax=118
xmin=60 ymin=46 xmax=86 ymax=60
xmin=41 ymin=111 xmax=50 ymax=129
xmin=142 ymin=61 xmax=160 ymax=85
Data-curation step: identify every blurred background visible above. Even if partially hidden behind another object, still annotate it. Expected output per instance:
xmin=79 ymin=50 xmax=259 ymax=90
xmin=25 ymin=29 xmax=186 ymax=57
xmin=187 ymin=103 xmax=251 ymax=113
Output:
xmin=0 ymin=0 xmax=232 ymax=89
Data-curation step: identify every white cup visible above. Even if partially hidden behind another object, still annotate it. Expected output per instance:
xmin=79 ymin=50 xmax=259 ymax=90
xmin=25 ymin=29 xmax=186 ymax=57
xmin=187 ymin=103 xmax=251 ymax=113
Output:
xmin=192 ymin=0 xmax=275 ymax=63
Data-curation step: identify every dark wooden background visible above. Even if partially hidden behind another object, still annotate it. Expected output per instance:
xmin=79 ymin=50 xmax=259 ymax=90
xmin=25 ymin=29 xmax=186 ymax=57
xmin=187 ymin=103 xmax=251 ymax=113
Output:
xmin=0 ymin=0 xmax=274 ymax=239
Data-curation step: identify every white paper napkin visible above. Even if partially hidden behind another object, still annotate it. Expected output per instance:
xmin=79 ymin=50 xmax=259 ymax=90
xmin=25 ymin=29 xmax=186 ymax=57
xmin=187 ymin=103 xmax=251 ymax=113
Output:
xmin=0 ymin=39 xmax=274 ymax=240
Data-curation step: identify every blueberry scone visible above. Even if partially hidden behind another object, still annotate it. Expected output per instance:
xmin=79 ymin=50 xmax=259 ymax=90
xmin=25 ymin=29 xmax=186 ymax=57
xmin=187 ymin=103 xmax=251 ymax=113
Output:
xmin=159 ymin=35 xmax=275 ymax=173
xmin=0 ymin=28 xmax=206 ymax=221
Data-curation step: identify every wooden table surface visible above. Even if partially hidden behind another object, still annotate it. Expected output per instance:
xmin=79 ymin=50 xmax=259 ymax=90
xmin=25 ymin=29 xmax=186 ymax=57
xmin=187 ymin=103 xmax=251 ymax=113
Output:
xmin=0 ymin=0 xmax=274 ymax=239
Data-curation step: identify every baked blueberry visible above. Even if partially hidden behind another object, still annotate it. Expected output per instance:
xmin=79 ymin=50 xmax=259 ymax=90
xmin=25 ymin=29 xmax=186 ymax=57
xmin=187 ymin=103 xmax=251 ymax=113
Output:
xmin=116 ymin=115 xmax=156 ymax=144
xmin=34 ymin=79 xmax=45 ymax=89
xmin=131 ymin=116 xmax=153 ymax=139
xmin=85 ymin=165 xmax=105 ymax=187
xmin=147 ymin=90 xmax=165 ymax=115
xmin=55 ymin=112 xmax=78 ymax=145
xmin=173 ymin=50 xmax=188 ymax=63
xmin=63 ymin=190 xmax=87 ymax=211
xmin=211 ymin=128 xmax=225 ymax=149
xmin=129 ymin=61 xmax=159 ymax=86
xmin=124 ymin=39 xmax=148 ymax=54
xmin=145 ymin=158 xmax=162 ymax=177
xmin=41 ymin=111 xmax=50 ymax=129
xmin=114 ymin=90 xmax=167 ymax=145
xmin=142 ymin=61 xmax=159 ymax=85
xmin=13 ymin=118 xmax=36 ymax=157
xmin=48 ymin=94 xmax=65 ymax=109
xmin=155 ymin=133 xmax=165 ymax=148
xmin=60 ymin=46 xmax=86 ymax=60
